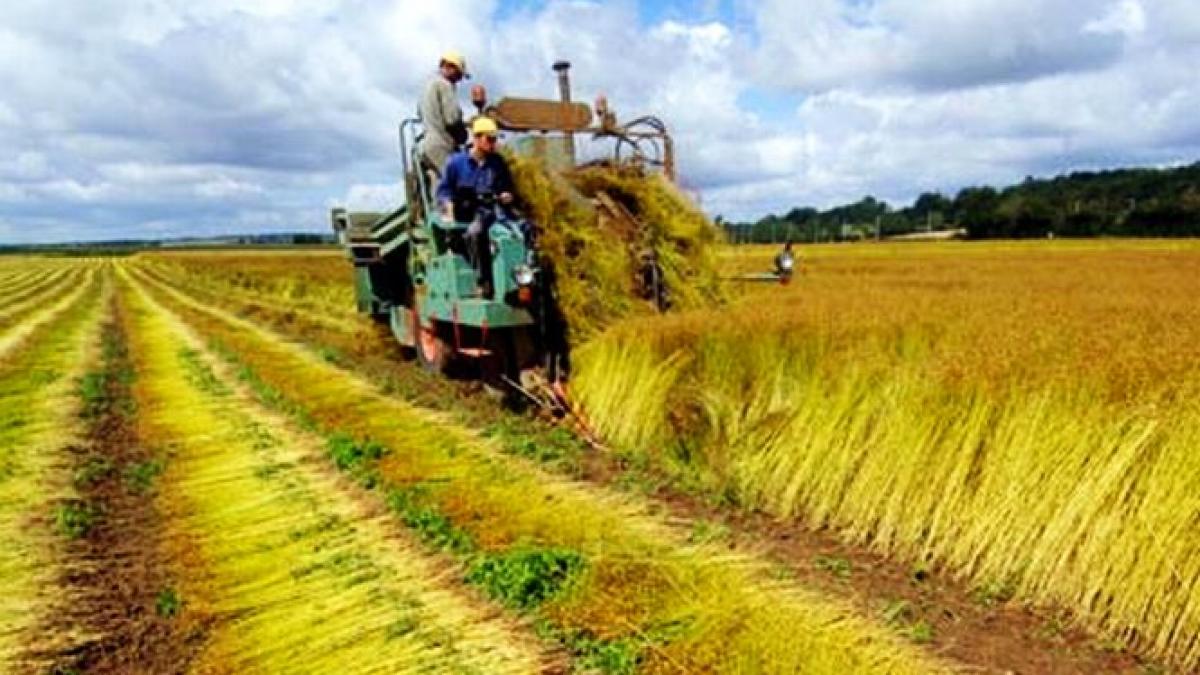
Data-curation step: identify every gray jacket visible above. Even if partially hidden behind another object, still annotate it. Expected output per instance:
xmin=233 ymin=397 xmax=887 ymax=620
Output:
xmin=418 ymin=76 xmax=466 ymax=174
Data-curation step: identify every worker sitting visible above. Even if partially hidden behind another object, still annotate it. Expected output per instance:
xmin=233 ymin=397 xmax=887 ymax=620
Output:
xmin=437 ymin=116 xmax=515 ymax=299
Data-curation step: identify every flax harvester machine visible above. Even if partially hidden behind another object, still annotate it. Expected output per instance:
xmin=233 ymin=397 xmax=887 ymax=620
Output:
xmin=330 ymin=62 xmax=676 ymax=391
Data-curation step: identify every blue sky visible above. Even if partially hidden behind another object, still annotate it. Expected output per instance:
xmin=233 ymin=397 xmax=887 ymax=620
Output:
xmin=1 ymin=0 xmax=1198 ymax=244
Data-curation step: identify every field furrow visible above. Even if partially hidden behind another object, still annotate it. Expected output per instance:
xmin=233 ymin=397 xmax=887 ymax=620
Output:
xmin=0 ymin=263 xmax=107 ymax=670
xmin=29 ymin=284 xmax=212 ymax=674
xmin=119 ymin=270 xmax=550 ymax=674
xmin=126 ymin=264 xmax=949 ymax=674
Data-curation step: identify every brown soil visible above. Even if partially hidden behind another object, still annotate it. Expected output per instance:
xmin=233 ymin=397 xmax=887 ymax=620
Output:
xmin=28 ymin=298 xmax=210 ymax=674
xmin=135 ymin=266 xmax=1165 ymax=675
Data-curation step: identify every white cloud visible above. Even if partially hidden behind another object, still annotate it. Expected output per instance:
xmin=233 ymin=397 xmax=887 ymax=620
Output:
xmin=751 ymin=0 xmax=1132 ymax=92
xmin=194 ymin=176 xmax=265 ymax=199
xmin=1085 ymin=1 xmax=1147 ymax=37
xmin=1 ymin=0 xmax=1199 ymax=241
xmin=0 ymin=152 xmax=51 ymax=181
xmin=694 ymin=0 xmax=1200 ymax=219
xmin=342 ymin=183 xmax=403 ymax=213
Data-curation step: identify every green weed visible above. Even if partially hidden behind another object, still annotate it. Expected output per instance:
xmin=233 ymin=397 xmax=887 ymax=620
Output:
xmin=814 ymin=555 xmax=853 ymax=579
xmin=905 ymin=620 xmax=934 ymax=644
xmin=73 ymin=455 xmax=114 ymax=488
xmin=79 ymin=324 xmax=135 ymax=419
xmin=78 ymin=372 xmax=107 ymax=418
xmin=1037 ymin=610 xmax=1072 ymax=641
xmin=535 ymin=621 xmax=642 ymax=675
xmin=574 ymin=637 xmax=641 ymax=674
xmin=614 ymin=467 xmax=662 ymax=496
xmin=155 ymin=587 xmax=182 ymax=618
xmin=385 ymin=485 xmax=475 ymax=555
xmin=881 ymin=600 xmax=934 ymax=644
xmin=220 ymin=343 xmax=318 ymax=431
xmin=325 ymin=433 xmax=389 ymax=489
xmin=55 ymin=500 xmax=99 ymax=539
xmin=1099 ymin=636 xmax=1128 ymax=653
xmin=178 ymin=347 xmax=229 ymax=395
xmin=124 ymin=458 xmax=165 ymax=494
xmin=484 ymin=419 xmax=584 ymax=474
xmin=316 ymin=345 xmax=343 ymax=364
xmin=881 ymin=599 xmax=914 ymax=626
xmin=466 ymin=546 xmax=585 ymax=611
xmin=972 ymin=577 xmax=1017 ymax=607
xmin=687 ymin=519 xmax=731 ymax=545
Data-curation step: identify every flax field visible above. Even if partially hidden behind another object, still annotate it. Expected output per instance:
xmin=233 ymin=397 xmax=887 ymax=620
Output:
xmin=0 ymin=240 xmax=1195 ymax=674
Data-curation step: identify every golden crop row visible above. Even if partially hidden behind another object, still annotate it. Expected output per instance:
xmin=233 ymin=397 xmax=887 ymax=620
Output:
xmin=119 ymin=269 xmax=546 ymax=673
xmin=141 ymin=250 xmax=354 ymax=315
xmin=0 ymin=262 xmax=107 ymax=668
xmin=0 ymin=260 xmax=548 ymax=673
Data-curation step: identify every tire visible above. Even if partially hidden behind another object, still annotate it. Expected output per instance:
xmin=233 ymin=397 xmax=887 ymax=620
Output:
xmin=414 ymin=309 xmax=453 ymax=374
xmin=481 ymin=330 xmax=527 ymax=409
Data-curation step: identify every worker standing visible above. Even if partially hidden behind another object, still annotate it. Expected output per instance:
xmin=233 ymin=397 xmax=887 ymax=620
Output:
xmin=418 ymin=51 xmax=470 ymax=179
xmin=774 ymin=240 xmax=797 ymax=283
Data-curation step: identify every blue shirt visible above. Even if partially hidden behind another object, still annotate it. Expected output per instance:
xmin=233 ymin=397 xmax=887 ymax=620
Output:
xmin=436 ymin=150 xmax=515 ymax=206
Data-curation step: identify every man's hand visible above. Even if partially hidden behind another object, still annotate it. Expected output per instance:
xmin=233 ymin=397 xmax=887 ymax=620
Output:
xmin=441 ymin=203 xmax=454 ymax=221
xmin=499 ymin=191 xmax=514 ymax=205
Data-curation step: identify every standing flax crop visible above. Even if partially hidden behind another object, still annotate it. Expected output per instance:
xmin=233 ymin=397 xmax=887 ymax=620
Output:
xmin=572 ymin=240 xmax=1200 ymax=670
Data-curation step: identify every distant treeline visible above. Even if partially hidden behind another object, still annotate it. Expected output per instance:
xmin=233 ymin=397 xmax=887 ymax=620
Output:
xmin=0 ymin=232 xmax=336 ymax=254
xmin=724 ymin=161 xmax=1200 ymax=242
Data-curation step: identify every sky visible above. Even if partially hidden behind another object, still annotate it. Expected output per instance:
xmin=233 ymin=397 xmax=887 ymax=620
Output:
xmin=2 ymin=0 xmax=1199 ymax=244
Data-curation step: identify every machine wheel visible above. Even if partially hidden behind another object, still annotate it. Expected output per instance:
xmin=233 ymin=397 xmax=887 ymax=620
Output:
xmin=414 ymin=310 xmax=453 ymax=374
xmin=481 ymin=330 xmax=525 ymax=409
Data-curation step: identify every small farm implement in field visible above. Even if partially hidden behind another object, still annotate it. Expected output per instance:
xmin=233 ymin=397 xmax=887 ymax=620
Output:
xmin=729 ymin=242 xmax=798 ymax=285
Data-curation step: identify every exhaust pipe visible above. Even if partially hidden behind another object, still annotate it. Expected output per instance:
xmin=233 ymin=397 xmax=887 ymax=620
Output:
xmin=552 ymin=60 xmax=575 ymax=164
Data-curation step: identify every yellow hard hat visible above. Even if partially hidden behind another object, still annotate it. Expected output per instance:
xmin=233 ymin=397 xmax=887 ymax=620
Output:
xmin=471 ymin=116 xmax=499 ymax=137
xmin=440 ymin=51 xmax=469 ymax=76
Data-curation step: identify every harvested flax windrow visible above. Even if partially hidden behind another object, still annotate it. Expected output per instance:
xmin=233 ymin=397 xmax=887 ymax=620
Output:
xmin=508 ymin=154 xmax=726 ymax=341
